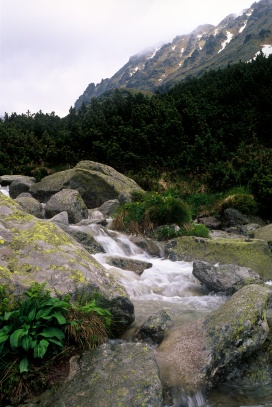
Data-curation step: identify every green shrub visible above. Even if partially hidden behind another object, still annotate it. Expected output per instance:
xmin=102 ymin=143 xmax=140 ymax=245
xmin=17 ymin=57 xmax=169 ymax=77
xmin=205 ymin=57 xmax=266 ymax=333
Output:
xmin=217 ymin=193 xmax=258 ymax=215
xmin=112 ymin=191 xmax=191 ymax=234
xmin=153 ymin=223 xmax=210 ymax=240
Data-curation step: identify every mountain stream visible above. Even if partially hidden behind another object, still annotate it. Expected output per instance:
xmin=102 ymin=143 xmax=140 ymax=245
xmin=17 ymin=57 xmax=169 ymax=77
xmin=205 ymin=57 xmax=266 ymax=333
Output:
xmin=1 ymin=185 xmax=272 ymax=406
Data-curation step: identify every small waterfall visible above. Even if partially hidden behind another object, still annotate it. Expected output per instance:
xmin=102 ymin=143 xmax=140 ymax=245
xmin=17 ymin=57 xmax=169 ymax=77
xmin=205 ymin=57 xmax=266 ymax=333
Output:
xmin=0 ymin=185 xmax=9 ymax=196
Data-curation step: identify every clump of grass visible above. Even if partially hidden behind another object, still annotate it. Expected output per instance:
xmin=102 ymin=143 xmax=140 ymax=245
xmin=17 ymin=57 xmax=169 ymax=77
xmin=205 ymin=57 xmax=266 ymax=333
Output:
xmin=112 ymin=190 xmax=192 ymax=235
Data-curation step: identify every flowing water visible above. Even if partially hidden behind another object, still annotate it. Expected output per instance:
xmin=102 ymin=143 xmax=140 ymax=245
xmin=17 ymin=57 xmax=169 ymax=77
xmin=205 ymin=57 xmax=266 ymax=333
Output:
xmin=1 ymin=186 xmax=272 ymax=406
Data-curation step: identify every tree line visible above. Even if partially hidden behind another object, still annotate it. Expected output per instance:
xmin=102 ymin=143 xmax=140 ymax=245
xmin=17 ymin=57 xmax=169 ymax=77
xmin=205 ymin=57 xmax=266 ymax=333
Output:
xmin=0 ymin=53 xmax=271 ymax=216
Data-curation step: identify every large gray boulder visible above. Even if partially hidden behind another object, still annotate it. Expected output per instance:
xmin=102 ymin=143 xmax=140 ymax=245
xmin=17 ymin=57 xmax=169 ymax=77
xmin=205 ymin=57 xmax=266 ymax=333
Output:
xmin=28 ymin=342 xmax=163 ymax=407
xmin=193 ymin=261 xmax=262 ymax=293
xmin=44 ymin=189 xmax=88 ymax=224
xmin=30 ymin=160 xmax=143 ymax=208
xmin=0 ymin=194 xmax=134 ymax=336
xmin=132 ymin=309 xmax=172 ymax=344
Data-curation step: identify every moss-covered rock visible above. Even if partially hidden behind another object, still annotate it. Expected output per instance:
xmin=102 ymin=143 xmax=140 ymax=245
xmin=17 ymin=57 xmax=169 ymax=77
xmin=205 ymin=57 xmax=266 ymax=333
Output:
xmin=30 ymin=160 xmax=143 ymax=208
xmin=254 ymin=223 xmax=272 ymax=244
xmin=0 ymin=194 xmax=134 ymax=335
xmin=204 ymin=284 xmax=272 ymax=387
xmin=165 ymin=236 xmax=272 ymax=280
xmin=24 ymin=342 xmax=163 ymax=407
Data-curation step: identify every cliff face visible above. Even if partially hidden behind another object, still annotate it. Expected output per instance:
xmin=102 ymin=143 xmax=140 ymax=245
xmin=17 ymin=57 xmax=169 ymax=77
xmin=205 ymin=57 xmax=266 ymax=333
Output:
xmin=75 ymin=0 xmax=272 ymax=109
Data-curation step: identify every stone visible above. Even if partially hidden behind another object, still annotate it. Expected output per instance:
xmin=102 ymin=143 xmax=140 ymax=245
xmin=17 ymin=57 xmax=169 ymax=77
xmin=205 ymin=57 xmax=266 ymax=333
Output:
xmin=97 ymin=199 xmax=120 ymax=216
xmin=29 ymin=160 xmax=143 ymax=208
xmin=14 ymin=196 xmax=43 ymax=219
xmin=28 ymin=342 xmax=163 ymax=407
xmin=165 ymin=236 xmax=272 ymax=280
xmin=204 ymin=284 xmax=272 ymax=387
xmin=0 ymin=194 xmax=134 ymax=335
xmin=44 ymin=189 xmax=88 ymax=224
xmin=198 ymin=216 xmax=222 ymax=229
xmin=132 ymin=309 xmax=172 ymax=344
xmin=254 ymin=223 xmax=272 ymax=243
xmin=222 ymin=207 xmax=248 ymax=227
xmin=192 ymin=261 xmax=262 ymax=293
xmin=0 ymin=174 xmax=36 ymax=186
xmin=9 ymin=177 xmax=36 ymax=199
xmin=105 ymin=255 xmax=152 ymax=274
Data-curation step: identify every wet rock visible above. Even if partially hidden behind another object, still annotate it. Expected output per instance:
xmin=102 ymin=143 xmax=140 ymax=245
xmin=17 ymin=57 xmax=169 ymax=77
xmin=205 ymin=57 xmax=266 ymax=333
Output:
xmin=193 ymin=261 xmax=262 ymax=294
xmin=132 ymin=310 xmax=172 ymax=344
xmin=130 ymin=235 xmax=162 ymax=257
xmin=44 ymin=189 xmax=88 ymax=224
xmin=27 ymin=342 xmax=163 ymax=407
xmin=61 ymin=225 xmax=105 ymax=254
xmin=105 ymin=255 xmax=152 ymax=274
xmin=30 ymin=160 xmax=143 ymax=208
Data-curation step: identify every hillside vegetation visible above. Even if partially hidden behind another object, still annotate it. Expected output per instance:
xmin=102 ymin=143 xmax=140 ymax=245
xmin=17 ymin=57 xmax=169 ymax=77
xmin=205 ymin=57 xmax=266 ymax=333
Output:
xmin=0 ymin=54 xmax=271 ymax=218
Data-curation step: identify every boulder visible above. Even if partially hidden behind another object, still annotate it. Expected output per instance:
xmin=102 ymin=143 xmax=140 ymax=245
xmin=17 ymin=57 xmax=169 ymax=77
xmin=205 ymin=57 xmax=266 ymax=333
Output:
xmin=0 ymin=174 xmax=35 ymax=186
xmin=222 ymin=208 xmax=248 ymax=227
xmin=9 ymin=177 xmax=36 ymax=199
xmin=60 ymin=225 xmax=105 ymax=255
xmin=130 ymin=235 xmax=163 ymax=257
xmin=204 ymin=284 xmax=272 ymax=387
xmin=29 ymin=160 xmax=143 ymax=208
xmin=44 ymin=189 xmax=88 ymax=224
xmin=165 ymin=236 xmax=272 ymax=280
xmin=0 ymin=194 xmax=134 ymax=335
xmin=27 ymin=342 xmax=163 ymax=407
xmin=192 ymin=261 xmax=262 ymax=293
xmin=49 ymin=211 xmax=69 ymax=225
xmin=157 ymin=284 xmax=272 ymax=397
xmin=254 ymin=223 xmax=272 ymax=244
xmin=14 ymin=196 xmax=43 ymax=218
xmin=98 ymin=199 xmax=120 ymax=216
xmin=198 ymin=216 xmax=222 ymax=229
xmin=105 ymin=255 xmax=152 ymax=274
xmin=132 ymin=310 xmax=172 ymax=344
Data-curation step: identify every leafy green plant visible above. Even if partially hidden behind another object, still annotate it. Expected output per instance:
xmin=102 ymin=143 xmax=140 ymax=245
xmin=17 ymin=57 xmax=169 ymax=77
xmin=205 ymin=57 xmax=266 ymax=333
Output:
xmin=112 ymin=191 xmax=191 ymax=235
xmin=0 ymin=282 xmax=69 ymax=374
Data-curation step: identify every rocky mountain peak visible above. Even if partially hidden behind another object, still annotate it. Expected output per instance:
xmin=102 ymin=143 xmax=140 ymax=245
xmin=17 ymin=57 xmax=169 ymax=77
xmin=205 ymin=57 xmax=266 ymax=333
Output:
xmin=75 ymin=0 xmax=272 ymax=109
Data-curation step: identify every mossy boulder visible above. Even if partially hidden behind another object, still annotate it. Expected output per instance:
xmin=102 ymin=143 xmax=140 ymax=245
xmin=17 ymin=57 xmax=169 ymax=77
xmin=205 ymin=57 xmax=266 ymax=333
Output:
xmin=254 ymin=223 xmax=272 ymax=243
xmin=30 ymin=160 xmax=143 ymax=208
xmin=204 ymin=284 xmax=272 ymax=387
xmin=165 ymin=236 xmax=272 ymax=280
xmin=0 ymin=194 xmax=134 ymax=335
xmin=26 ymin=342 xmax=163 ymax=407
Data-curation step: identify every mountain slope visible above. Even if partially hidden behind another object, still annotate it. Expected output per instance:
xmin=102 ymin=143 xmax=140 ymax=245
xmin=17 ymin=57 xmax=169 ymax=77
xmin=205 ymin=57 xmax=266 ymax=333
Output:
xmin=75 ymin=0 xmax=272 ymax=109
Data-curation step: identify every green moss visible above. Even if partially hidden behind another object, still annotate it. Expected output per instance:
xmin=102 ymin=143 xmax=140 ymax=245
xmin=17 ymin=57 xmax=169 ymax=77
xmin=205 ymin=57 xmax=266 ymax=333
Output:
xmin=70 ymin=270 xmax=86 ymax=283
xmin=167 ymin=236 xmax=272 ymax=279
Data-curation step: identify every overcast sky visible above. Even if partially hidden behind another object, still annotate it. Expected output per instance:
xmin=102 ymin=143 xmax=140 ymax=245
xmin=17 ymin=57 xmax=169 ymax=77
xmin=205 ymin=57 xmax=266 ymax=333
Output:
xmin=0 ymin=0 xmax=258 ymax=118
